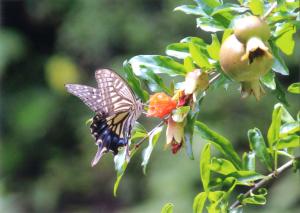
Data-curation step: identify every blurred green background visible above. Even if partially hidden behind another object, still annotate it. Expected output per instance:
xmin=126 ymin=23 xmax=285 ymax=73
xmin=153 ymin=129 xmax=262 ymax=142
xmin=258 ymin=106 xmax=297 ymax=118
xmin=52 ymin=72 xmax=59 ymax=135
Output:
xmin=0 ymin=0 xmax=299 ymax=212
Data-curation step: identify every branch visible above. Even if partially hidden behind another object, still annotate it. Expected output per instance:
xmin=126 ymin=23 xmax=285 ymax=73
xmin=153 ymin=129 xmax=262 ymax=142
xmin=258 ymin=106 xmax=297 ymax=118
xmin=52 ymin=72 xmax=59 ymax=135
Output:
xmin=230 ymin=158 xmax=297 ymax=210
xmin=262 ymin=2 xmax=277 ymax=20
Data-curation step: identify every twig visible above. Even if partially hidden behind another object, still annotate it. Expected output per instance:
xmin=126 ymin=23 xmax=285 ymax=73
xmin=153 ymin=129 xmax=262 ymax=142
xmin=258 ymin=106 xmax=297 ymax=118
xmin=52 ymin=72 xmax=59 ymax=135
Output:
xmin=230 ymin=158 xmax=296 ymax=210
xmin=209 ymin=73 xmax=221 ymax=84
xmin=134 ymin=119 xmax=165 ymax=149
xmin=262 ymin=2 xmax=278 ymax=20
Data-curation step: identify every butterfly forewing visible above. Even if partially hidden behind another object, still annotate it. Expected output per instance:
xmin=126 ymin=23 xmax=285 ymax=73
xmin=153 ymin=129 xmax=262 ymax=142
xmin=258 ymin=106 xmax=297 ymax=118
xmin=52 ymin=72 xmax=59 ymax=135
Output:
xmin=65 ymin=84 xmax=103 ymax=112
xmin=95 ymin=69 xmax=137 ymax=114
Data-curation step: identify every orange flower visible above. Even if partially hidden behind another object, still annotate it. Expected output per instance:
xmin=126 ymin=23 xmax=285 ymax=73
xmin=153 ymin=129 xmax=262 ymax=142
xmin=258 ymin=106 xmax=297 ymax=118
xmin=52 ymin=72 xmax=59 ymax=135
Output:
xmin=147 ymin=92 xmax=177 ymax=118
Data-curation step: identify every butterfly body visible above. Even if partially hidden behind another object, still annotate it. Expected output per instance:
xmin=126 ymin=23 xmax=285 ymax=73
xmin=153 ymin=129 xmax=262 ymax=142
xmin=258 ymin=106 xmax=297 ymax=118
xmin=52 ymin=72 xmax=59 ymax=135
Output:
xmin=65 ymin=69 xmax=143 ymax=166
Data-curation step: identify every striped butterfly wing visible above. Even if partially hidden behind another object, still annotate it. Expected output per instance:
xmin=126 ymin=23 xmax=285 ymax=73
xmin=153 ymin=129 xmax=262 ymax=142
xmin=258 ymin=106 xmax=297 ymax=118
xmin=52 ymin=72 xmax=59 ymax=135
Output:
xmin=65 ymin=69 xmax=142 ymax=166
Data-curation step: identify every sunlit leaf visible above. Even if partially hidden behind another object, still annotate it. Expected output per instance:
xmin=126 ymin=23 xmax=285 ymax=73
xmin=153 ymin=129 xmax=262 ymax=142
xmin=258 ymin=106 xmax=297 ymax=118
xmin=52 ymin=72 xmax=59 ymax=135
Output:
xmin=174 ymin=5 xmax=207 ymax=16
xmin=189 ymin=42 xmax=212 ymax=69
xmin=131 ymin=122 xmax=148 ymax=141
xmin=248 ymin=128 xmax=273 ymax=171
xmin=222 ymin=29 xmax=233 ymax=43
xmin=193 ymin=192 xmax=207 ymax=213
xmin=141 ymin=126 xmax=163 ymax=174
xmin=288 ymin=82 xmax=300 ymax=94
xmin=210 ymin=157 xmax=237 ymax=175
xmin=280 ymin=121 xmax=300 ymax=137
xmin=275 ymin=25 xmax=296 ymax=55
xmin=129 ymin=55 xmax=186 ymax=77
xmin=276 ymin=135 xmax=300 ymax=149
xmin=195 ymin=121 xmax=242 ymax=168
xmin=166 ymin=42 xmax=190 ymax=59
xmin=196 ymin=17 xmax=226 ymax=32
xmin=200 ymin=143 xmax=211 ymax=192
xmin=207 ymin=34 xmax=221 ymax=60
xmin=276 ymin=103 xmax=295 ymax=123
xmin=242 ymin=152 xmax=255 ymax=171
xmin=184 ymin=56 xmax=196 ymax=72
xmin=207 ymin=191 xmax=225 ymax=213
xmin=161 ymin=203 xmax=174 ymax=213
xmin=211 ymin=3 xmax=248 ymax=16
xmin=248 ymin=0 xmax=264 ymax=15
xmin=267 ymin=104 xmax=282 ymax=147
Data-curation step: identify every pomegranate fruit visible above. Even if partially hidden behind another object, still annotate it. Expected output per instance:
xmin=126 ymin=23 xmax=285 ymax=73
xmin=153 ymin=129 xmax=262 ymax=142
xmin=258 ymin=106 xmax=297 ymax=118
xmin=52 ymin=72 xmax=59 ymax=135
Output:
xmin=234 ymin=16 xmax=271 ymax=43
xmin=220 ymin=34 xmax=273 ymax=100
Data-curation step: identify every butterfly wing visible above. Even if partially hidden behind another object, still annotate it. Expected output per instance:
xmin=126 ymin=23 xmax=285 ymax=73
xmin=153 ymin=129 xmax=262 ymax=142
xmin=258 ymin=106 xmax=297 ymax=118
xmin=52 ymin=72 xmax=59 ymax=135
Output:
xmin=65 ymin=84 xmax=103 ymax=113
xmin=94 ymin=69 xmax=137 ymax=114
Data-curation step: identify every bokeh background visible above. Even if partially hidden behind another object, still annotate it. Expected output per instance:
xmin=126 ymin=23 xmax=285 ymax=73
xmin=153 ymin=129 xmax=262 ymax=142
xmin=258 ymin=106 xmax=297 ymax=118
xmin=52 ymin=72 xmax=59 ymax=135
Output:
xmin=1 ymin=0 xmax=299 ymax=212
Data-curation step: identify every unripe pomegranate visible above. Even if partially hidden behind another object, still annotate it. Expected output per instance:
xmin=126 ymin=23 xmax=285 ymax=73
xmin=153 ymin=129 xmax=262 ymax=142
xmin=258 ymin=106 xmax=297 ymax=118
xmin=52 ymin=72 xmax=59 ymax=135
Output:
xmin=234 ymin=16 xmax=271 ymax=43
xmin=220 ymin=34 xmax=273 ymax=100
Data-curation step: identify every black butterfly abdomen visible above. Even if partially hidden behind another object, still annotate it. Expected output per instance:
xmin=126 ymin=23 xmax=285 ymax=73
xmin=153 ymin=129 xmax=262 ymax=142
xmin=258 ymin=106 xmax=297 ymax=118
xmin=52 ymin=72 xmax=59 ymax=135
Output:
xmin=90 ymin=114 xmax=126 ymax=155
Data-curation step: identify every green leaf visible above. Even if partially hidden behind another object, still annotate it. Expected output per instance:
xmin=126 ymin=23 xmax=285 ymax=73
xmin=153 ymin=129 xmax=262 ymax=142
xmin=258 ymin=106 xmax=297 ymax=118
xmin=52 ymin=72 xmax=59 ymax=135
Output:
xmin=113 ymin=147 xmax=138 ymax=196
xmin=174 ymin=5 xmax=207 ymax=16
xmin=193 ymin=192 xmax=207 ymax=213
xmin=211 ymin=3 xmax=249 ymax=16
xmin=123 ymin=61 xmax=149 ymax=102
xmin=248 ymin=128 xmax=273 ymax=171
xmin=184 ymin=111 xmax=199 ymax=160
xmin=141 ymin=126 xmax=163 ymax=174
xmin=195 ymin=121 xmax=242 ymax=169
xmin=143 ymin=68 xmax=172 ymax=94
xmin=200 ymin=143 xmax=211 ymax=192
xmin=161 ymin=203 xmax=174 ymax=213
xmin=207 ymin=191 xmax=225 ymax=213
xmin=242 ymin=189 xmax=267 ymax=205
xmin=267 ymin=104 xmax=282 ymax=147
xmin=207 ymin=34 xmax=221 ymax=60
xmin=228 ymin=171 xmax=265 ymax=184
xmin=270 ymin=41 xmax=289 ymax=75
xmin=275 ymin=25 xmax=296 ymax=55
xmin=166 ymin=42 xmax=189 ymax=59
xmin=260 ymin=71 xmax=276 ymax=90
xmin=271 ymin=78 xmax=289 ymax=105
xmin=131 ymin=122 xmax=148 ymax=141
xmin=196 ymin=17 xmax=226 ymax=32
xmin=280 ymin=121 xmax=300 ymax=137
xmin=194 ymin=0 xmax=222 ymax=9
xmin=276 ymin=135 xmax=300 ymax=149
xmin=172 ymin=106 xmax=190 ymax=122
xmin=129 ymin=55 xmax=186 ymax=77
xmin=276 ymin=103 xmax=295 ymax=123
xmin=222 ymin=29 xmax=233 ymax=43
xmin=184 ymin=56 xmax=196 ymax=72
xmin=288 ymin=82 xmax=300 ymax=94
xmin=210 ymin=157 xmax=237 ymax=175
xmin=248 ymin=0 xmax=264 ymax=15
xmin=242 ymin=152 xmax=256 ymax=171
xmin=189 ymin=42 xmax=212 ymax=69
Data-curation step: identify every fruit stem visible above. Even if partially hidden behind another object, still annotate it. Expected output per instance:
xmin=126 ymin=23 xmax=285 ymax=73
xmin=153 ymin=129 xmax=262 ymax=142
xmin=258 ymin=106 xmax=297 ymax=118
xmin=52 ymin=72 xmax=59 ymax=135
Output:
xmin=262 ymin=2 xmax=278 ymax=20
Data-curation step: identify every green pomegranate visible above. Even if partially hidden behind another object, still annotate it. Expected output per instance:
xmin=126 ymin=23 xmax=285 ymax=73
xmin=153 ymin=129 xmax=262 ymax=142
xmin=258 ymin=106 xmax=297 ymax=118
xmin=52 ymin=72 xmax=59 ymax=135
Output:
xmin=234 ymin=16 xmax=271 ymax=43
xmin=220 ymin=34 xmax=273 ymax=100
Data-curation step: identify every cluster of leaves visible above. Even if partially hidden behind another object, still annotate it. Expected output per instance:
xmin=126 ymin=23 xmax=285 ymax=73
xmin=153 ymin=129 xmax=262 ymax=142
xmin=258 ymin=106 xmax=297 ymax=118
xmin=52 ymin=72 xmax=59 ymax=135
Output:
xmin=111 ymin=0 xmax=300 ymax=211
xmin=191 ymin=101 xmax=299 ymax=212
